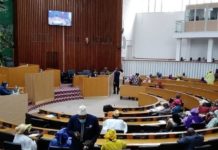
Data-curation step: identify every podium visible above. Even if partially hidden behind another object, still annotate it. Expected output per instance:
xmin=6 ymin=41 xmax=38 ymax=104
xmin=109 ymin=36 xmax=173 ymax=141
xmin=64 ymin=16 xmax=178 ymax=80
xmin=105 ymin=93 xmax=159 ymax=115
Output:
xmin=0 ymin=94 xmax=28 ymax=125
xmin=74 ymin=75 xmax=113 ymax=97
xmin=25 ymin=71 xmax=54 ymax=104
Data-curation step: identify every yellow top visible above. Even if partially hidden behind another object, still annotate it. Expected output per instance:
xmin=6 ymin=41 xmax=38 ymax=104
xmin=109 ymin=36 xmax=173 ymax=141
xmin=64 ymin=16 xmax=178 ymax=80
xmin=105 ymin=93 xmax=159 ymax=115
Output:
xmin=101 ymin=139 xmax=126 ymax=150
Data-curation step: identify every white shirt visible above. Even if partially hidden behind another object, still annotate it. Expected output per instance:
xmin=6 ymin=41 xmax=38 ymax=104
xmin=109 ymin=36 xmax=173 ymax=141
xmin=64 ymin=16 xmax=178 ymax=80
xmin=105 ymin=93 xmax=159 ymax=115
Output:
xmin=101 ymin=119 xmax=128 ymax=134
xmin=13 ymin=134 xmax=37 ymax=150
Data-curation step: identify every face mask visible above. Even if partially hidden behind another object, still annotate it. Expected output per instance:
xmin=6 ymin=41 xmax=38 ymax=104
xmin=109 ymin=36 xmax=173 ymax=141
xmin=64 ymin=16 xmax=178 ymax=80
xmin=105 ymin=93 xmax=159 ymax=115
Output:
xmin=79 ymin=119 xmax=86 ymax=124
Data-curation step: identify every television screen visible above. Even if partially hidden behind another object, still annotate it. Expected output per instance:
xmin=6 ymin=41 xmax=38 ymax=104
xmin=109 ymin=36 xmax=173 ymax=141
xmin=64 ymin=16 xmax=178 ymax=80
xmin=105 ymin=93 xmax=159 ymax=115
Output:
xmin=48 ymin=10 xmax=72 ymax=26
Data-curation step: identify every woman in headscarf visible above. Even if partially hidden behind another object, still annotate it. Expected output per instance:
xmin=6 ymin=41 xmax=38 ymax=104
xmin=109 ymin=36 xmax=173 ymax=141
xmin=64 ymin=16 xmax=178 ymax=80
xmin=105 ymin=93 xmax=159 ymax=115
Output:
xmin=101 ymin=129 xmax=126 ymax=150
xmin=49 ymin=127 xmax=71 ymax=148
xmin=206 ymin=110 xmax=218 ymax=128
xmin=183 ymin=108 xmax=204 ymax=128
xmin=13 ymin=124 xmax=37 ymax=150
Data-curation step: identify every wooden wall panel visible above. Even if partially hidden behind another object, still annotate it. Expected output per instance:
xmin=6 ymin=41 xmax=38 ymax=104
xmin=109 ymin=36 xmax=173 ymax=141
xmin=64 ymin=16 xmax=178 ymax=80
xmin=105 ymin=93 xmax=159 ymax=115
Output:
xmin=14 ymin=0 xmax=122 ymax=72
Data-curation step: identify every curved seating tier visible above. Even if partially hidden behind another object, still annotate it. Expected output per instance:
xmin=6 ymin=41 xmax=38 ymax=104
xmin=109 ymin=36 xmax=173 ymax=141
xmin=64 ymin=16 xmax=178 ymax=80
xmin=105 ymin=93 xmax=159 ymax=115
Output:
xmin=120 ymin=85 xmax=199 ymax=110
xmin=150 ymin=79 xmax=218 ymax=92
xmin=0 ymin=119 xmax=218 ymax=149
xmin=114 ymin=93 xmax=161 ymax=111
xmin=159 ymin=84 xmax=218 ymax=101
xmin=27 ymin=111 xmax=170 ymax=133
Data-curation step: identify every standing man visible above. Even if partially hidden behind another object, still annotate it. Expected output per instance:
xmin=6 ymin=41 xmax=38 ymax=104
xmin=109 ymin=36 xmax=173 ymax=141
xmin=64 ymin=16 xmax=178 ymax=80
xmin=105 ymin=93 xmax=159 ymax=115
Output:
xmin=113 ymin=68 xmax=120 ymax=94
xmin=67 ymin=105 xmax=100 ymax=150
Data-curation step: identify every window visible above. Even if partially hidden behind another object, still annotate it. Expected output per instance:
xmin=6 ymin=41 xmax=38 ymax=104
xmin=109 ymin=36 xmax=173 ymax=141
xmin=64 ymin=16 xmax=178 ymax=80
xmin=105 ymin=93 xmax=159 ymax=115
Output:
xmin=186 ymin=9 xmax=195 ymax=21
xmin=208 ymin=8 xmax=218 ymax=20
xmin=196 ymin=9 xmax=205 ymax=20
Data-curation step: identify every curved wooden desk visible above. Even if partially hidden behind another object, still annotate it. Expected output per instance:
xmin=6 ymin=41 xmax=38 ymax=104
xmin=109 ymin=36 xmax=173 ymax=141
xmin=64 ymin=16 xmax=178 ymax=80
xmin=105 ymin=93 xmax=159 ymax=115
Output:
xmin=144 ymin=87 xmax=200 ymax=110
xmin=38 ymin=109 xmax=172 ymax=122
xmin=161 ymin=84 xmax=218 ymax=101
xmin=151 ymin=79 xmax=218 ymax=92
xmin=1 ymin=119 xmax=218 ymax=148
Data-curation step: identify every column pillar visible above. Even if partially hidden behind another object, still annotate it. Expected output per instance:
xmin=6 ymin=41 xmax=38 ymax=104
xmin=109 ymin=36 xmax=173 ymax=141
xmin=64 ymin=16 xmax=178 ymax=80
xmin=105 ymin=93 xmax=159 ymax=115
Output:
xmin=207 ymin=38 xmax=214 ymax=63
xmin=176 ymin=38 xmax=182 ymax=61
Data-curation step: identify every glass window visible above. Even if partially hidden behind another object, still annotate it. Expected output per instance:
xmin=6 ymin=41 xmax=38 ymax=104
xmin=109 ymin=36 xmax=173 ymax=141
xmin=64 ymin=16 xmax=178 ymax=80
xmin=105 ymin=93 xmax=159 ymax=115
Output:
xmin=208 ymin=8 xmax=218 ymax=20
xmin=186 ymin=9 xmax=195 ymax=21
xmin=196 ymin=9 xmax=205 ymax=20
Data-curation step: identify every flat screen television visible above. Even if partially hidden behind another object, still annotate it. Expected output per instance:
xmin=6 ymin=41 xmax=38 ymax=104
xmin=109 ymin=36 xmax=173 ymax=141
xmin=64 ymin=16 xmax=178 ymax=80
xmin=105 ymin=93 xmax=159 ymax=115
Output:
xmin=48 ymin=10 xmax=72 ymax=26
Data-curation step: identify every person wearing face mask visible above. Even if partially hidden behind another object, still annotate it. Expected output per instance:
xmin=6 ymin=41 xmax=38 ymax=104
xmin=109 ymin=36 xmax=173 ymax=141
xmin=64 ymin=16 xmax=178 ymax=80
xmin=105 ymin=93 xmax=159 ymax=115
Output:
xmin=67 ymin=105 xmax=100 ymax=150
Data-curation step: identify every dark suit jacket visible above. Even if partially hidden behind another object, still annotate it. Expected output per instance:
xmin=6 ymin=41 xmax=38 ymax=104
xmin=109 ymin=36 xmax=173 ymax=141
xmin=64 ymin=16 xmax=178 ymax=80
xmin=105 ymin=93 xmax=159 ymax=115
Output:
xmin=67 ymin=114 xmax=100 ymax=150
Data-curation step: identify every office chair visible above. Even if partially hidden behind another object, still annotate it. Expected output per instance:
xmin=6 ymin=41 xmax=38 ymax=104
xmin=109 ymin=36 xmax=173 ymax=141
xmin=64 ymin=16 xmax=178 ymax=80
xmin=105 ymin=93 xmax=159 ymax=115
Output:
xmin=3 ymin=141 xmax=22 ymax=150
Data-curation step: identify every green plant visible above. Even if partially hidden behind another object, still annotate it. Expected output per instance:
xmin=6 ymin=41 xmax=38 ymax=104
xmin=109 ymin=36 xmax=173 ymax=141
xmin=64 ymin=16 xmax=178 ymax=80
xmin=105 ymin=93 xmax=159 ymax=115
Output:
xmin=0 ymin=0 xmax=7 ymax=12
xmin=0 ymin=24 xmax=13 ymax=65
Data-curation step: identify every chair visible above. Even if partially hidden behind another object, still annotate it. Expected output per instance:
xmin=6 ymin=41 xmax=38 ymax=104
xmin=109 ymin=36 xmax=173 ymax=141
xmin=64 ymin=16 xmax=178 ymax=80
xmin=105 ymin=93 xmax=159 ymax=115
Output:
xmin=158 ymin=143 xmax=185 ymax=150
xmin=205 ymin=139 xmax=218 ymax=149
xmin=3 ymin=141 xmax=22 ymax=150
xmin=172 ymin=125 xmax=186 ymax=132
xmin=194 ymin=144 xmax=212 ymax=150
xmin=0 ymin=132 xmax=14 ymax=148
xmin=67 ymin=69 xmax=75 ymax=83
xmin=29 ymin=117 xmax=50 ymax=128
xmin=190 ymin=123 xmax=205 ymax=130
xmin=49 ymin=146 xmax=70 ymax=150
xmin=37 ymin=138 xmax=51 ymax=150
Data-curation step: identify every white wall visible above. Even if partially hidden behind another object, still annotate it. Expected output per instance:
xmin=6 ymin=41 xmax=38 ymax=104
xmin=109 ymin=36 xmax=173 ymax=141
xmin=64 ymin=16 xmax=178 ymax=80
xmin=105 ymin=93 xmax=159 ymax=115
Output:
xmin=133 ymin=12 xmax=184 ymax=59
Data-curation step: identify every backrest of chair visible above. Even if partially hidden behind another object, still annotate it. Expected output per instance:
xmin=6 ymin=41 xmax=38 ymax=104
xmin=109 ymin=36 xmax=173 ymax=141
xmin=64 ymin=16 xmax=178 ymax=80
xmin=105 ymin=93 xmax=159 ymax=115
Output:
xmin=49 ymin=146 xmax=70 ymax=150
xmin=3 ymin=141 xmax=22 ymax=150
xmin=158 ymin=143 xmax=185 ymax=150
xmin=172 ymin=125 xmax=186 ymax=132
xmin=194 ymin=144 xmax=212 ymax=150
xmin=30 ymin=117 xmax=50 ymax=128
xmin=0 ymin=132 xmax=14 ymax=148
xmin=190 ymin=123 xmax=205 ymax=130
xmin=205 ymin=138 xmax=218 ymax=149
xmin=67 ymin=69 xmax=75 ymax=77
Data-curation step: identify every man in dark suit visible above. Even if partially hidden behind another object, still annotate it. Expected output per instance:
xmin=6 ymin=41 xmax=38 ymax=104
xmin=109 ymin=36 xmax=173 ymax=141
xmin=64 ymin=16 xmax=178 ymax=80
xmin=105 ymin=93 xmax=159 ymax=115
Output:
xmin=177 ymin=128 xmax=204 ymax=150
xmin=113 ymin=68 xmax=120 ymax=94
xmin=67 ymin=105 xmax=100 ymax=150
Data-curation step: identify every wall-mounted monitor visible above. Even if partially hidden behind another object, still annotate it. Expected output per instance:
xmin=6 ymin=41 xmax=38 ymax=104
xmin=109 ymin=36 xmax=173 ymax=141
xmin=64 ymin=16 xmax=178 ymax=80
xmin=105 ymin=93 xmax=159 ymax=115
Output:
xmin=48 ymin=10 xmax=72 ymax=26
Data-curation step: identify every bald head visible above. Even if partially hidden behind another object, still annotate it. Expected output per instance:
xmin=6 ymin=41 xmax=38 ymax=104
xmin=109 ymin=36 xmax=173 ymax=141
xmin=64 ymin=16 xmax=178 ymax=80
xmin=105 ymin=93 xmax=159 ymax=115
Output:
xmin=187 ymin=128 xmax=195 ymax=135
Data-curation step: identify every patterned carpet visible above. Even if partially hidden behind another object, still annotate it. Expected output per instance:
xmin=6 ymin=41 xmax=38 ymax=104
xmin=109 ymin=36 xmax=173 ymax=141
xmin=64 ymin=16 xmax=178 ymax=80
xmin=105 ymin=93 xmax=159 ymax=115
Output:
xmin=28 ymin=86 xmax=83 ymax=112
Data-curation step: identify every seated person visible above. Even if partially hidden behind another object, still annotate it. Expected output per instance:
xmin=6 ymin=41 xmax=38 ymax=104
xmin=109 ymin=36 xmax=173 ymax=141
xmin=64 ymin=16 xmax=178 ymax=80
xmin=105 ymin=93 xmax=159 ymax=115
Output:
xmin=158 ymin=103 xmax=172 ymax=115
xmin=142 ymin=76 xmax=151 ymax=83
xmin=183 ymin=108 xmax=204 ymax=128
xmin=210 ymin=100 xmax=218 ymax=112
xmin=0 ymin=81 xmax=12 ymax=95
xmin=198 ymin=102 xmax=211 ymax=114
xmin=101 ymin=129 xmax=126 ymax=150
xmin=49 ymin=127 xmax=71 ymax=148
xmin=91 ymin=69 xmax=98 ymax=77
xmin=148 ymin=103 xmax=171 ymax=115
xmin=129 ymin=73 xmax=141 ymax=85
xmin=155 ymin=80 xmax=163 ymax=88
xmin=168 ymin=74 xmax=173 ymax=79
xmin=101 ymin=110 xmax=128 ymax=134
xmin=169 ymin=95 xmax=182 ymax=108
xmin=166 ymin=113 xmax=183 ymax=131
xmin=206 ymin=110 xmax=218 ymax=128
xmin=177 ymin=128 xmax=204 ymax=150
xmin=204 ymin=71 xmax=215 ymax=85
xmin=100 ymin=67 xmax=110 ymax=75
xmin=215 ymin=69 xmax=218 ymax=81
xmin=13 ymin=124 xmax=38 ymax=150
xmin=172 ymin=103 xmax=183 ymax=114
